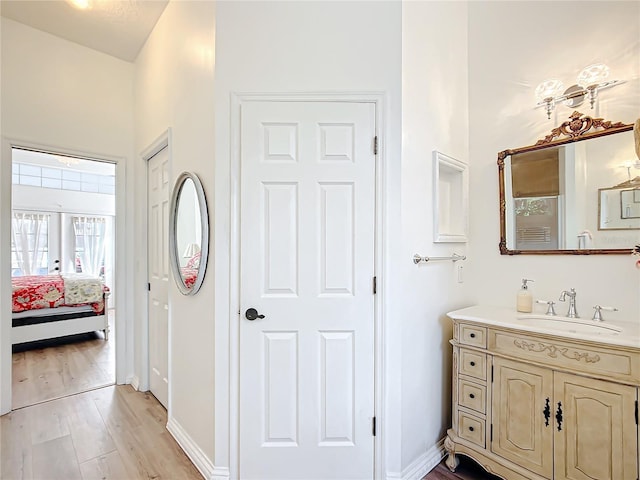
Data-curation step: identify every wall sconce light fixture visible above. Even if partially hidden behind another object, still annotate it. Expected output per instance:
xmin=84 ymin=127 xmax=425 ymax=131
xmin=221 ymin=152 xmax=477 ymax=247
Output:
xmin=535 ymin=64 xmax=624 ymax=119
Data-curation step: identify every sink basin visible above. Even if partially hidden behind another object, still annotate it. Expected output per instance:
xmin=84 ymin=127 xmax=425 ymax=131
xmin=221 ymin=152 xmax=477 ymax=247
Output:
xmin=517 ymin=315 xmax=622 ymax=336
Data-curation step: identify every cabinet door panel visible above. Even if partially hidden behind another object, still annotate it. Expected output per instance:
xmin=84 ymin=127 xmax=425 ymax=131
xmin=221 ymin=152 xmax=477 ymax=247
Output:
xmin=492 ymin=357 xmax=553 ymax=478
xmin=554 ymin=373 xmax=637 ymax=480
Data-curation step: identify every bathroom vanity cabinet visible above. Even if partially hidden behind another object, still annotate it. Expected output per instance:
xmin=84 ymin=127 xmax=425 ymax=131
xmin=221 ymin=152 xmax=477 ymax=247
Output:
xmin=445 ymin=307 xmax=639 ymax=480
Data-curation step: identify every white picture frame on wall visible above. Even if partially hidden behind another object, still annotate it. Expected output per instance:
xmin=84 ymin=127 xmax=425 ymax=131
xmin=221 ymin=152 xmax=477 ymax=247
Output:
xmin=433 ymin=151 xmax=468 ymax=243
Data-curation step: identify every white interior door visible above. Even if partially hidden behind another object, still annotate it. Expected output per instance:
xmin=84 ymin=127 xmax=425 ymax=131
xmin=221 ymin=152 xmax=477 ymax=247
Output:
xmin=148 ymin=146 xmax=170 ymax=408
xmin=239 ymin=100 xmax=377 ymax=479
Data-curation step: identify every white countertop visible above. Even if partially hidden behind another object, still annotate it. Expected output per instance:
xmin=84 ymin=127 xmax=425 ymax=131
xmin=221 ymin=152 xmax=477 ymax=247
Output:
xmin=447 ymin=305 xmax=640 ymax=349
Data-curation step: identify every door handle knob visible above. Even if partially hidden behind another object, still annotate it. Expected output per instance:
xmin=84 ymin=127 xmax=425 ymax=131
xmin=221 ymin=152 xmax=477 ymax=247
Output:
xmin=245 ymin=308 xmax=265 ymax=321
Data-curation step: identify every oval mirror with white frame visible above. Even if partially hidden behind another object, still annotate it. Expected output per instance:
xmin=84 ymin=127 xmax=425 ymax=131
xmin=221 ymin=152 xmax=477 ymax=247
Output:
xmin=169 ymin=172 xmax=209 ymax=294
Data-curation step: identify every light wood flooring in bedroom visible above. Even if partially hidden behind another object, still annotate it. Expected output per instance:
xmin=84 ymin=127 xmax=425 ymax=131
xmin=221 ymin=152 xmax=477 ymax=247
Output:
xmin=12 ymin=312 xmax=115 ymax=409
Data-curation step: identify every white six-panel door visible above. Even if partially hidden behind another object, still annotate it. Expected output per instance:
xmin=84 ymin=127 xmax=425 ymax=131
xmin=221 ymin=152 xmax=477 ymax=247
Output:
xmin=239 ymin=101 xmax=377 ymax=479
xmin=148 ymin=146 xmax=170 ymax=408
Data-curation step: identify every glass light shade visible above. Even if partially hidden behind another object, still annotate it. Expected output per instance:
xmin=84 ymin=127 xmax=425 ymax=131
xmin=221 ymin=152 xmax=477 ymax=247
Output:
xmin=66 ymin=0 xmax=91 ymax=9
xmin=183 ymin=242 xmax=201 ymax=258
xmin=577 ymin=64 xmax=610 ymax=88
xmin=535 ymin=79 xmax=565 ymax=103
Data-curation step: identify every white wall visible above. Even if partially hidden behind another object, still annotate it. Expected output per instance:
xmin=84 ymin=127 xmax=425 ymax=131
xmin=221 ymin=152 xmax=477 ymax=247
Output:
xmin=399 ymin=1 xmax=472 ymax=474
xmin=0 ymin=7 xmax=5 ymax=415
xmin=213 ymin=1 xmax=402 ymax=476
xmin=133 ymin=0 xmax=216 ymax=466
xmin=468 ymin=2 xmax=640 ymax=324
xmin=0 ymin=18 xmax=134 ymax=413
xmin=1 ymin=18 xmax=134 ymax=155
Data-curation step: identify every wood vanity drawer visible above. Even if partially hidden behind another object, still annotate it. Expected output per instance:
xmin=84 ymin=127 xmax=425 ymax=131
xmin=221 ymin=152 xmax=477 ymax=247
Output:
xmin=459 ymin=349 xmax=487 ymax=381
xmin=457 ymin=411 xmax=485 ymax=448
xmin=458 ymin=379 xmax=486 ymax=414
xmin=489 ymin=329 xmax=640 ymax=383
xmin=459 ymin=324 xmax=487 ymax=348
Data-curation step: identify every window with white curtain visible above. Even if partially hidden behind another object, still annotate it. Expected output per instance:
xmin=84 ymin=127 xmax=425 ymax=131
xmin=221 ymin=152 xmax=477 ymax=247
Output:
xmin=72 ymin=216 xmax=107 ymax=277
xmin=11 ymin=212 xmax=50 ymax=276
xmin=11 ymin=212 xmax=112 ymax=280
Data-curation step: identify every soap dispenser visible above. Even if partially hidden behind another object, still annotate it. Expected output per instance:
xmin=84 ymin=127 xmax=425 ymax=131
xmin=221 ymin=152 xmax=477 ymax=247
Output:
xmin=517 ymin=278 xmax=534 ymax=313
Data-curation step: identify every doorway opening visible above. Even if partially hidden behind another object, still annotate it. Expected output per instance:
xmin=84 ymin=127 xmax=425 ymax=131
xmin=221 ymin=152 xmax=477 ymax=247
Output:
xmin=10 ymin=147 xmax=116 ymax=409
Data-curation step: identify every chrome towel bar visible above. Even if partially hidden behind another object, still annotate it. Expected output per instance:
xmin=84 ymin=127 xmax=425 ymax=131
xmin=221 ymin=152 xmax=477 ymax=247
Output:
xmin=413 ymin=253 xmax=466 ymax=264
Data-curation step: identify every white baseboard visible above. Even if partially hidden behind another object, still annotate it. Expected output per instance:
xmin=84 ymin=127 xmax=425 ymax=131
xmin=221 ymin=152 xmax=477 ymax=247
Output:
xmin=167 ymin=416 xmax=216 ymax=480
xmin=130 ymin=374 xmax=140 ymax=391
xmin=386 ymin=438 xmax=446 ymax=480
xmin=210 ymin=466 xmax=231 ymax=480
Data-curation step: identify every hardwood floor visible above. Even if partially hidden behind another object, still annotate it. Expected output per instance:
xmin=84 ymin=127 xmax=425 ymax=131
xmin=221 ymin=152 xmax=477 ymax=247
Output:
xmin=423 ymin=457 xmax=503 ymax=480
xmin=0 ymin=385 xmax=202 ymax=480
xmin=2 ymin=379 xmax=497 ymax=480
xmin=12 ymin=312 xmax=116 ymax=409
xmin=7 ymin=311 xmax=494 ymax=480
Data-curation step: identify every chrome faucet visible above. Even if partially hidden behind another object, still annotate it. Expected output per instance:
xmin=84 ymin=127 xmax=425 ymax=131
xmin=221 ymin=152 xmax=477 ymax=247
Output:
xmin=592 ymin=305 xmax=618 ymax=322
xmin=536 ymin=299 xmax=557 ymax=316
xmin=559 ymin=288 xmax=578 ymax=318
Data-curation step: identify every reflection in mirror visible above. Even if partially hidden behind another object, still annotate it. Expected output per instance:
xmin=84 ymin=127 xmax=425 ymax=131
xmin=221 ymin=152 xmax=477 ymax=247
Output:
xmin=176 ymin=178 xmax=201 ymax=268
xmin=499 ymin=112 xmax=637 ymax=254
xmin=169 ymin=172 xmax=208 ymax=294
xmin=621 ymin=189 xmax=640 ymax=218
xmin=598 ymin=177 xmax=640 ymax=230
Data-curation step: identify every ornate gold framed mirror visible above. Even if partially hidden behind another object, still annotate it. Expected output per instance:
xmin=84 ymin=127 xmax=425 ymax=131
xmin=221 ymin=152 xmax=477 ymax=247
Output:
xmin=498 ymin=111 xmax=636 ymax=255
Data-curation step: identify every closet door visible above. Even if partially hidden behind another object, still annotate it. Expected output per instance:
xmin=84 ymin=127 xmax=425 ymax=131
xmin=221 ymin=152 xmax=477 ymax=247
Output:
xmin=147 ymin=147 xmax=170 ymax=408
xmin=239 ymin=100 xmax=377 ymax=479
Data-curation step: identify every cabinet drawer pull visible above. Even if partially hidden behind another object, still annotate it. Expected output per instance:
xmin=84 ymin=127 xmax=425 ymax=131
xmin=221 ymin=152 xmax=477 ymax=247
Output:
xmin=470 ymin=333 xmax=476 ymax=338
xmin=470 ymin=361 xmax=476 ymax=367
xmin=468 ymin=426 xmax=474 ymax=432
xmin=469 ymin=393 xmax=475 ymax=399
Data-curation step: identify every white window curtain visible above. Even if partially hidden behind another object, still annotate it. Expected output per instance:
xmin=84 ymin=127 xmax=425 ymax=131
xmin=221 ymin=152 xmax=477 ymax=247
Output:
xmin=72 ymin=216 xmax=106 ymax=277
xmin=11 ymin=212 xmax=49 ymax=276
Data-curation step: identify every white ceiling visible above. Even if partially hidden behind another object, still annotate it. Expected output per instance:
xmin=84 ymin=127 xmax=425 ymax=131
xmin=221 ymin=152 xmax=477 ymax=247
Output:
xmin=1 ymin=0 xmax=168 ymax=62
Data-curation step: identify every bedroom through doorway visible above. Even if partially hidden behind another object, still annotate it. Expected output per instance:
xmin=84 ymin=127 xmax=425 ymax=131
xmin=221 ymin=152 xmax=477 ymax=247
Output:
xmin=10 ymin=147 xmax=117 ymax=409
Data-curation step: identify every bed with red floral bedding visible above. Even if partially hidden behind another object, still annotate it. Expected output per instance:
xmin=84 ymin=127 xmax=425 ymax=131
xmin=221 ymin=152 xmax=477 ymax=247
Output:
xmin=180 ymin=267 xmax=198 ymax=289
xmin=12 ymin=274 xmax=109 ymax=313
xmin=11 ymin=274 xmax=111 ymax=345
